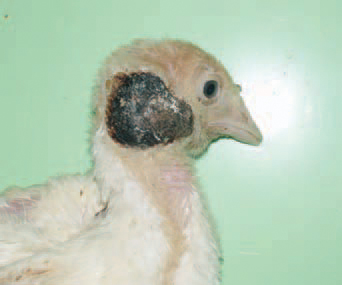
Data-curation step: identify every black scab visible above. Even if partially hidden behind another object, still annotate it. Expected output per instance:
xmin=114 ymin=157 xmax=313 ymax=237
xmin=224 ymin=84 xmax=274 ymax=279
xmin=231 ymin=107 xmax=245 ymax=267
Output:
xmin=106 ymin=72 xmax=193 ymax=148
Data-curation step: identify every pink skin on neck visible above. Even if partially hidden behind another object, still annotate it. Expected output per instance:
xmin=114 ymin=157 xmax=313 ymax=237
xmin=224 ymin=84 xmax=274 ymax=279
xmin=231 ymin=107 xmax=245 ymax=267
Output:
xmin=159 ymin=160 xmax=194 ymax=230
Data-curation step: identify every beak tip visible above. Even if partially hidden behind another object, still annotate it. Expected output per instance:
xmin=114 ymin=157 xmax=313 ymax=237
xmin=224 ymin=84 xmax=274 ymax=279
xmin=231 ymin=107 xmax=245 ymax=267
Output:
xmin=255 ymin=134 xmax=263 ymax=146
xmin=243 ymin=129 xmax=263 ymax=146
xmin=252 ymin=130 xmax=263 ymax=146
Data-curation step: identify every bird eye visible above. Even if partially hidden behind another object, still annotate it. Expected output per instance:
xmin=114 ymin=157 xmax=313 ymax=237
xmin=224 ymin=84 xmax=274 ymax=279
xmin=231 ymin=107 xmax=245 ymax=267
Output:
xmin=203 ymin=80 xmax=218 ymax=98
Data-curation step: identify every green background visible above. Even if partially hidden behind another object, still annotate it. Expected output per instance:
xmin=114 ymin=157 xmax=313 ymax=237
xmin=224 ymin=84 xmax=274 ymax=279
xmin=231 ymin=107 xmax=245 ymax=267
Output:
xmin=1 ymin=0 xmax=341 ymax=284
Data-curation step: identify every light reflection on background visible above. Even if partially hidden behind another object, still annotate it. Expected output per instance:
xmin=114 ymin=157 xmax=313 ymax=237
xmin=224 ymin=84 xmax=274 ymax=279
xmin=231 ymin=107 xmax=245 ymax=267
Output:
xmin=245 ymin=68 xmax=297 ymax=139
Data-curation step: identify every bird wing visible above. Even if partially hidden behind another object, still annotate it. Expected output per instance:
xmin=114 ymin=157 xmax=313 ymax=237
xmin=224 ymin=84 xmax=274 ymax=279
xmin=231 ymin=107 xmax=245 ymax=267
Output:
xmin=0 ymin=175 xmax=101 ymax=267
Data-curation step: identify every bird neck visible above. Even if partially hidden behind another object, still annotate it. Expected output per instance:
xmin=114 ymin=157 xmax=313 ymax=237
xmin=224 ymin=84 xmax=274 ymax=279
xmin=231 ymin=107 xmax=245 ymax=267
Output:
xmin=93 ymin=132 xmax=196 ymax=229
xmin=123 ymin=146 xmax=196 ymax=229
xmin=93 ymin=134 xmax=200 ymax=283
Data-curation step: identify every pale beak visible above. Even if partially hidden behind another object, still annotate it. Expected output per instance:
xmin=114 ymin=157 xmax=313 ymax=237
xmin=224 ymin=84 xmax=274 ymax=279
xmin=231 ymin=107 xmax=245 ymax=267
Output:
xmin=207 ymin=95 xmax=262 ymax=146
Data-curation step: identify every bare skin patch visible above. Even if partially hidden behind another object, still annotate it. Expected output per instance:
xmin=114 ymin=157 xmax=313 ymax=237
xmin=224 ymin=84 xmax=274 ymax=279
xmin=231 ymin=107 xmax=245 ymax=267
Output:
xmin=106 ymin=72 xmax=194 ymax=148
xmin=0 ymin=189 xmax=40 ymax=222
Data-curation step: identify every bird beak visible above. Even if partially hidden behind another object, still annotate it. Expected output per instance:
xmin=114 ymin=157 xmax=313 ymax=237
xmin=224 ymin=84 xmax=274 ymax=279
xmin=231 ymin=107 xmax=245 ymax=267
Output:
xmin=207 ymin=95 xmax=263 ymax=146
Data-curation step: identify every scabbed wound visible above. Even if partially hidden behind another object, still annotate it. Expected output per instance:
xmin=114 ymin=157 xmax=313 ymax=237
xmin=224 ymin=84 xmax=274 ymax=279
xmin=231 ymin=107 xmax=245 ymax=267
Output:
xmin=106 ymin=72 xmax=194 ymax=148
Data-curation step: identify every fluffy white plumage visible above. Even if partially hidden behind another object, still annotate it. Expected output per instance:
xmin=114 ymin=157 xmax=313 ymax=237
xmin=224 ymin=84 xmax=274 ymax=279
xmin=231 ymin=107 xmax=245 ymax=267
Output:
xmin=0 ymin=39 xmax=262 ymax=285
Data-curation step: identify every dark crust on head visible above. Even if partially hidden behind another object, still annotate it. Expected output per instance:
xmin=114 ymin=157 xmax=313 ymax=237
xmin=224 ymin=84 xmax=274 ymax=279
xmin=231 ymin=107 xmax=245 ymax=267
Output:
xmin=106 ymin=72 xmax=193 ymax=148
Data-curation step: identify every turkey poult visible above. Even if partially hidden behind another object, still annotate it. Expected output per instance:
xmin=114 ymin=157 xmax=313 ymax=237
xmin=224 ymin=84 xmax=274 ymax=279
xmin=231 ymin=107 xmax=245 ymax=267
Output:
xmin=0 ymin=39 xmax=262 ymax=285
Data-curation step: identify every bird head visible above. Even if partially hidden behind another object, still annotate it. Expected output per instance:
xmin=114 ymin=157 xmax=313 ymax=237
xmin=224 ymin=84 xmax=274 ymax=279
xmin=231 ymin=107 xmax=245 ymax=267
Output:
xmin=93 ymin=39 xmax=262 ymax=158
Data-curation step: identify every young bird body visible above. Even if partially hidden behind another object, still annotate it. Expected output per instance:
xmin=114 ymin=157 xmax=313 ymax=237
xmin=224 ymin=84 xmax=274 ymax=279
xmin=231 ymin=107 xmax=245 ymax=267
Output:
xmin=0 ymin=39 xmax=262 ymax=285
